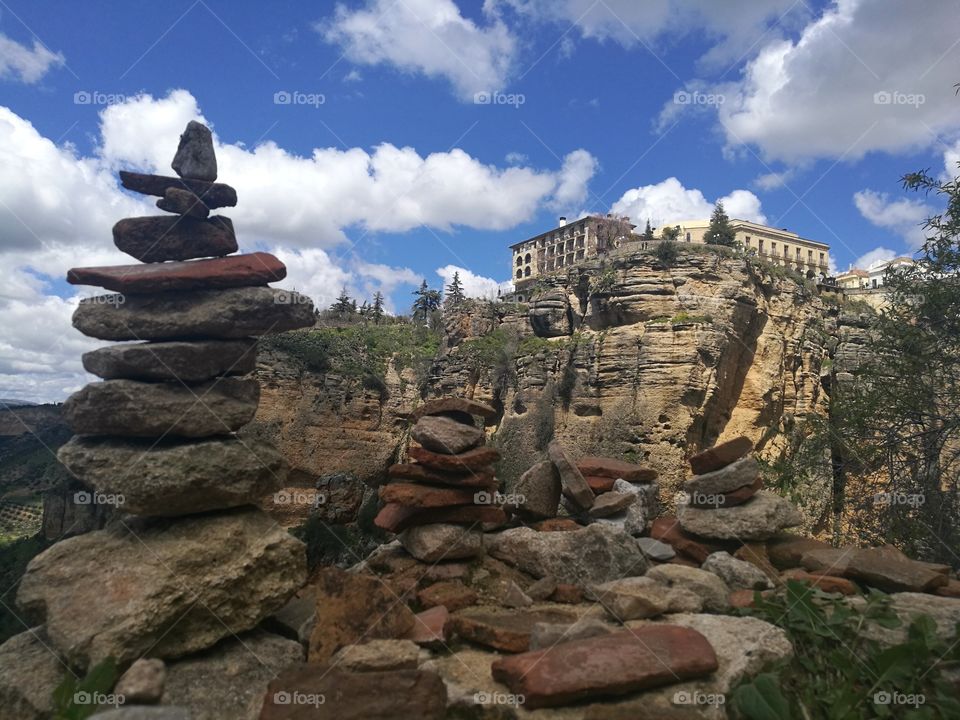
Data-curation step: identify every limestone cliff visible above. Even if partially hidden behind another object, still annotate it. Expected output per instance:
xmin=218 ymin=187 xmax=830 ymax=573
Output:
xmin=251 ymin=247 xmax=839 ymax=534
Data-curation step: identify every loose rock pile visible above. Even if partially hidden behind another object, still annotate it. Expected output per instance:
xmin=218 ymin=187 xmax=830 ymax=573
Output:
xmin=375 ymin=398 xmax=507 ymax=561
xmin=3 ymin=122 xmax=315 ymax=717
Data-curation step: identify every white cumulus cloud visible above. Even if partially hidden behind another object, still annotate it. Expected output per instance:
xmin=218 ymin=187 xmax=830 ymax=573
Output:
xmin=610 ymin=177 xmax=766 ymax=229
xmin=436 ymin=265 xmax=509 ymax=300
xmin=853 ymin=189 xmax=932 ymax=249
xmin=0 ymin=32 xmax=64 ymax=84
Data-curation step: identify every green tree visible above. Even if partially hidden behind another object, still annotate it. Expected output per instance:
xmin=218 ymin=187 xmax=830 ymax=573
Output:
xmin=445 ymin=271 xmax=466 ymax=307
xmin=411 ymin=280 xmax=441 ymax=325
xmin=371 ymin=291 xmax=385 ymax=324
xmin=703 ymin=201 xmax=737 ymax=246
xmin=661 ymin=224 xmax=681 ymax=242
xmin=330 ymin=287 xmax=356 ymax=316
xmin=642 ymin=219 xmax=655 ymax=242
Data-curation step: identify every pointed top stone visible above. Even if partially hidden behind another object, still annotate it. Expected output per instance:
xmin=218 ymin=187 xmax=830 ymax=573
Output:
xmin=172 ymin=121 xmax=217 ymax=181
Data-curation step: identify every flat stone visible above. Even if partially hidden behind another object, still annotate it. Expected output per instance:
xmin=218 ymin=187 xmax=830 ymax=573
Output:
xmin=548 ymin=441 xmax=595 ymax=509
xmin=531 ymin=518 xmax=582 ymax=532
xmin=585 ymin=475 xmax=616 ymax=492
xmin=488 ymin=524 xmax=647 ymax=585
xmin=684 ymin=456 xmax=761 ymax=495
xmin=16 ymin=508 xmax=305 ymax=669
xmin=410 ymin=415 xmax=483 ymax=455
xmin=409 ymin=397 xmax=498 ymax=423
xmin=332 ymin=639 xmax=421 ymax=672
xmin=862 ymin=593 xmax=960 ymax=647
xmin=529 ymin=618 xmax=613 ymax=650
xmin=688 ymin=436 xmax=753 ymax=475
xmin=417 ymin=581 xmax=477 ymax=613
xmin=265 ymin=588 xmax=317 ymax=646
xmin=0 ymin=628 xmax=64 ymax=720
xmin=157 ymin=186 xmax=209 ymax=218
xmin=501 ymin=580 xmax=533 ymax=608
xmin=688 ymin=475 xmax=763 ymax=508
xmin=781 ymin=568 xmax=858 ymax=594
xmin=306 ymin=567 xmax=415 ymax=663
xmin=603 ymin=479 xmax=658 ymax=536
xmin=63 ymin=377 xmax=259 ymax=438
xmin=514 ymin=460 xmax=561 ymax=519
xmin=451 ymin=607 xmax=576 ymax=653
xmin=551 ymin=584 xmax=584 ymax=603
xmin=398 ymin=524 xmax=484 ymax=562
xmin=172 ymin=120 xmax=217 ymax=181
xmin=800 ymin=546 xmax=858 ymax=575
xmin=491 ymin=626 xmax=719 ymax=709
xmin=576 ymin=456 xmax=659 ymax=482
xmin=119 ymin=170 xmax=237 ymax=208
xmin=260 ymin=666 xmax=447 ymax=720
xmin=833 ymin=547 xmax=948 ymax=592
xmin=68 ymin=253 xmax=286 ymax=294
xmin=57 ymin=436 xmax=285 ymax=516
xmin=162 ymin=630 xmax=302 ymax=720
xmin=92 ymin=710 xmax=189 ymax=720
xmin=734 ymin=542 xmax=781 ymax=583
xmin=526 ymin=575 xmax=558 ymax=601
xmin=702 ymin=551 xmax=772 ymax=591
xmin=590 ymin=576 xmax=670 ymax=620
xmin=387 ymin=463 xmax=495 ymax=488
xmin=587 ymin=491 xmax=636 ymax=518
xmin=935 ymin=579 xmax=960 ymax=598
xmin=82 ymin=339 xmax=256 ymax=382
xmin=767 ymin=534 xmax=832 ymax=569
xmin=678 ymin=491 xmax=803 ymax=541
xmin=637 ymin=537 xmax=675 ymax=561
xmin=649 ymin=517 xmax=718 ymax=563
xmin=73 ymin=286 xmax=315 ymax=341
xmin=405 ymin=606 xmax=451 ymax=647
xmin=407 ymin=445 xmax=500 ymax=471
xmin=374 ymin=503 xmax=504 ymax=533
xmin=114 ymin=658 xmax=166 ymax=704
xmin=113 ymin=215 xmax=237 ymax=263
xmin=646 ymin=564 xmax=730 ymax=613
xmin=379 ymin=483 xmax=478 ymax=508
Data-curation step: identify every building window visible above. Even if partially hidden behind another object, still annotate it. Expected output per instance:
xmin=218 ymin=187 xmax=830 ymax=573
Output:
xmin=796 ymin=248 xmax=801 ymax=259
xmin=745 ymin=236 xmax=751 ymax=246
xmin=771 ymin=242 xmax=776 ymax=253
xmin=516 ymin=256 xmax=522 ymax=266
xmin=524 ymin=267 xmax=531 ymax=277
xmin=783 ymin=245 xmax=789 ymax=258
xmin=525 ymin=253 xmax=531 ymax=263
xmin=516 ymin=268 xmax=522 ymax=279
xmin=685 ymin=232 xmax=691 ymax=242
xmin=557 ymin=257 xmax=564 ymax=267
xmin=758 ymin=239 xmax=764 ymax=252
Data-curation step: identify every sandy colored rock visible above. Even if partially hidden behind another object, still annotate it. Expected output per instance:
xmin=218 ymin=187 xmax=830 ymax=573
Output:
xmin=115 ymin=658 xmax=166 ymax=703
xmin=576 ymin=456 xmax=659 ymax=482
xmin=113 ymin=215 xmax=236 ymax=263
xmin=63 ymin=377 xmax=259 ymax=438
xmin=591 ymin=576 xmax=670 ymax=620
xmin=332 ymin=639 xmax=421 ymax=672
xmin=57 ymin=436 xmax=285 ymax=516
xmin=451 ymin=607 xmax=577 ymax=653
xmin=548 ymin=440 xmax=595 ymax=509
xmin=588 ymin=490 xmax=637 ymax=517
xmin=531 ymin=517 xmax=582 ymax=531
xmin=646 ymin=564 xmax=731 ymax=613
xmin=702 ymin=551 xmax=773 ymax=591
xmin=679 ymin=490 xmax=803 ymax=541
xmin=407 ymin=445 xmax=500 ymax=471
xmin=409 ymin=397 xmax=498 ymax=423
xmin=72 ymin=286 xmax=315 ymax=341
xmin=514 ymin=459 xmax=561 ymax=518
xmin=637 ymin=536 xmax=676 ymax=561
xmin=82 ymin=339 xmax=257 ymax=382
xmin=0 ymin=628 xmax=64 ymax=720
xmin=410 ymin=415 xmax=484 ymax=455
xmin=683 ymin=456 xmax=761 ymax=495
xmin=417 ymin=581 xmax=477 ymax=612
xmin=767 ymin=534 xmax=832 ymax=569
xmin=688 ymin=436 xmax=753 ymax=474
xmin=398 ymin=523 xmax=484 ymax=562
xmin=16 ymin=508 xmax=305 ymax=669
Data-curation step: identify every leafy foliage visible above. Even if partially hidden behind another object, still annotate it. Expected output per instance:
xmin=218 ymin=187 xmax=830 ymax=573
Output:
xmin=51 ymin=658 xmax=119 ymax=720
xmin=411 ymin=280 xmax=442 ymax=325
xmin=444 ymin=271 xmax=466 ymax=307
xmin=704 ymin=200 xmax=737 ymax=246
xmin=654 ymin=239 xmax=680 ymax=266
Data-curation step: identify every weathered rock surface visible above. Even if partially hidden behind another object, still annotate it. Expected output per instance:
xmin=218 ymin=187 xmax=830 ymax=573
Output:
xmin=57 ymin=436 xmax=285 ymax=515
xmin=684 ymin=456 xmax=761 ymax=495
xmin=157 ymin=186 xmax=209 ymax=218
xmin=63 ymin=377 xmax=259 ymax=437
xmin=172 ymin=120 xmax=217 ymax=181
xmin=398 ymin=523 xmax=484 ymax=562
xmin=679 ymin=490 xmax=803 ymax=541
xmin=587 ymin=490 xmax=636 ymax=517
xmin=407 ymin=445 xmax=499 ymax=471
xmin=646 ymin=564 xmax=731 ymax=613
xmin=491 ymin=626 xmax=719 ymax=709
xmin=637 ymin=536 xmax=675 ymax=561
xmin=529 ymin=617 xmax=614 ymax=650
xmin=576 ymin=456 xmax=658 ymax=482
xmin=688 ymin=475 xmax=763 ymax=508
xmin=514 ymin=459 xmax=561 ymax=518
xmin=688 ymin=436 xmax=753 ymax=475
xmin=410 ymin=415 xmax=484 ymax=454
xmin=73 ymin=287 xmax=315 ymax=341
xmin=406 ymin=606 xmax=451 ymax=647
xmin=82 ymin=339 xmax=257 ymax=382
xmin=307 ymin=567 xmax=415 ymax=663
xmin=162 ymin=630 xmax=302 ymax=720
xmin=548 ymin=441 xmax=595 ymax=509
xmin=409 ymin=397 xmax=498 ymax=423
xmin=113 ymin=215 xmax=237 ymax=263
xmin=781 ymin=568 xmax=857 ymax=594
xmin=417 ymin=581 xmax=477 ymax=612
xmin=119 ymin=170 xmax=237 ymax=208
xmin=16 ymin=508 xmax=305 ymax=669
xmin=767 ymin=534 xmax=831 ymax=569
xmin=115 ymin=658 xmax=166 ymax=704
xmin=68 ymin=253 xmax=286 ymax=293
xmin=702 ymin=551 xmax=773 ymax=591
xmin=802 ymin=546 xmax=948 ymax=592
xmin=451 ymin=607 xmax=576 ymax=652
xmin=380 ymin=483 xmax=480 ymax=508
xmin=591 ymin=576 xmax=670 ymax=620
xmin=331 ymin=639 xmax=421 ymax=672
xmin=861 ymin=593 xmax=960 ymax=646
xmin=488 ymin=524 xmax=648 ymax=584
xmin=0 ymin=628 xmax=64 ymax=720
xmin=387 ymin=463 xmax=495 ymax=487
xmin=374 ymin=503 xmax=504 ymax=533
xmin=92 ymin=709 xmax=189 ymax=720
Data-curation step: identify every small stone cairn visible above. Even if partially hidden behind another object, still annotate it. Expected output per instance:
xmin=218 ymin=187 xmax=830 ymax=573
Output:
xmin=375 ymin=398 xmax=506 ymax=562
xmin=13 ymin=121 xmax=315 ymax=672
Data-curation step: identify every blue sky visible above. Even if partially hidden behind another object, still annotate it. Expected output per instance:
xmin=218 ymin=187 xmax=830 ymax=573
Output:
xmin=2 ymin=0 xmax=959 ymax=401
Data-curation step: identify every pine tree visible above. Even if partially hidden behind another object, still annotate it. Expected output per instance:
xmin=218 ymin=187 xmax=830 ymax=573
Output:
xmin=411 ymin=281 xmax=441 ymax=325
xmin=642 ymin=219 xmax=655 ymax=242
xmin=330 ymin=287 xmax=355 ymax=315
xmin=661 ymin=225 xmax=681 ymax=242
xmin=371 ymin=291 xmax=385 ymax=324
xmin=445 ymin=271 xmax=466 ymax=307
xmin=703 ymin=201 xmax=737 ymax=246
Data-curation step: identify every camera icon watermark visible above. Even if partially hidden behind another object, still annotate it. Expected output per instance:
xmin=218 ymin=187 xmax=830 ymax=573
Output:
xmin=873 ymin=690 xmax=925 ymax=708
xmin=672 ymin=690 xmax=725 ymax=706
xmin=674 ymin=90 xmax=725 ymax=106
xmin=73 ymin=490 xmax=125 ymax=507
xmin=74 ymin=90 xmax=127 ymax=106
xmin=273 ymin=489 xmax=326 ymax=508
xmin=82 ymin=293 xmax=126 ymax=307
xmin=273 ymin=90 xmax=325 ymax=108
xmin=474 ymin=691 xmax=525 ymax=706
xmin=73 ymin=690 xmax=125 ymax=706
xmin=873 ymin=90 xmax=925 ymax=107
xmin=273 ymin=290 xmax=311 ymax=305
xmin=473 ymin=90 xmax=525 ymax=108
xmin=273 ymin=690 xmax=326 ymax=707
xmin=873 ymin=491 xmax=924 ymax=507
xmin=474 ymin=490 xmax=525 ymax=506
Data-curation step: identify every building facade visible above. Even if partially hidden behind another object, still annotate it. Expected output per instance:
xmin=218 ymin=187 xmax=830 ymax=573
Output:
xmin=836 ymin=257 xmax=914 ymax=289
xmin=665 ymin=219 xmax=830 ymax=276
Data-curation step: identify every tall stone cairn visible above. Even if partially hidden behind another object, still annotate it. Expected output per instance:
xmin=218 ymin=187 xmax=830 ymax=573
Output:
xmin=14 ymin=122 xmax=316 ymax=672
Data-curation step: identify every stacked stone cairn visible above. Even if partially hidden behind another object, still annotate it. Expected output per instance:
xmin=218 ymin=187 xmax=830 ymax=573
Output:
xmin=6 ymin=122 xmax=315 ymax=714
xmin=374 ymin=397 xmax=507 ymax=562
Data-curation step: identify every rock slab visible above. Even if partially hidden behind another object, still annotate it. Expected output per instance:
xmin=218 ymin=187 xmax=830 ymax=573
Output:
xmin=679 ymin=490 xmax=803 ymax=541
xmin=172 ymin=120 xmax=217 ymax=181
xmin=689 ymin=436 xmax=753 ymax=475
xmin=119 ymin=170 xmax=237 ymax=208
xmin=410 ymin=415 xmax=483 ymax=455
xmin=113 ymin=215 xmax=237 ymax=263
xmin=82 ymin=339 xmax=257 ymax=382
xmin=547 ymin=441 xmax=595 ymax=509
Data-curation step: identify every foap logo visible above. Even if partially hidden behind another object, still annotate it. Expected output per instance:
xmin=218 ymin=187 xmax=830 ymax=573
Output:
xmin=674 ymin=90 xmax=725 ymax=106
xmin=873 ymin=90 xmax=925 ymax=107
xmin=272 ymin=690 xmax=326 ymax=707
xmin=474 ymin=691 xmax=525 ymax=707
xmin=74 ymin=90 xmax=128 ymax=106
xmin=273 ymin=90 xmax=325 ymax=108
xmin=73 ymin=691 xmax=125 ymax=706
xmin=73 ymin=490 xmax=125 ymax=507
xmin=873 ymin=690 xmax=925 ymax=708
xmin=273 ymin=290 xmax=310 ymax=305
xmin=474 ymin=490 xmax=525 ymax=506
xmin=672 ymin=690 xmax=725 ymax=706
xmin=473 ymin=90 xmax=525 ymax=108
xmin=83 ymin=294 xmax=126 ymax=307
xmin=686 ymin=491 xmax=727 ymax=509
xmin=273 ymin=490 xmax=326 ymax=508
xmin=873 ymin=491 xmax=924 ymax=507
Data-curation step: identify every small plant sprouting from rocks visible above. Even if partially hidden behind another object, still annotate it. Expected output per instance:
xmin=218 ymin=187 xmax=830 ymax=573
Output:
xmin=51 ymin=657 xmax=119 ymax=720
